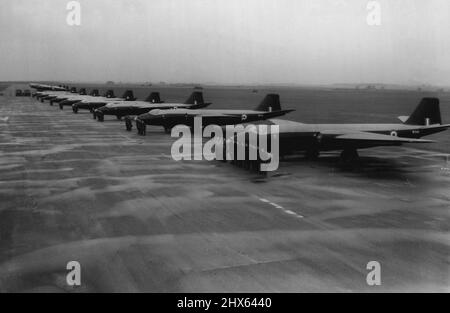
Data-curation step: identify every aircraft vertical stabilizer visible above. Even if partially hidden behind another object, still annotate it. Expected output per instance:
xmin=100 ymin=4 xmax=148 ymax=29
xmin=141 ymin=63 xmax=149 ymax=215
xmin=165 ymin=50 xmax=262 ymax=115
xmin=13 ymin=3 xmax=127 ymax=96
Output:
xmin=405 ymin=98 xmax=442 ymax=125
xmin=184 ymin=92 xmax=204 ymax=104
xmin=145 ymin=92 xmax=162 ymax=103
xmin=255 ymin=94 xmax=281 ymax=112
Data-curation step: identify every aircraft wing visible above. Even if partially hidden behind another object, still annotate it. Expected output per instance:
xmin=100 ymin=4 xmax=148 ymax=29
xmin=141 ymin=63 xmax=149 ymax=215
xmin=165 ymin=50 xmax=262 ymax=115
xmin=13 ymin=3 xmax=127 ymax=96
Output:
xmin=198 ymin=114 xmax=244 ymax=125
xmin=252 ymin=109 xmax=295 ymax=119
xmin=326 ymin=131 xmax=435 ymax=144
xmin=195 ymin=109 xmax=295 ymax=124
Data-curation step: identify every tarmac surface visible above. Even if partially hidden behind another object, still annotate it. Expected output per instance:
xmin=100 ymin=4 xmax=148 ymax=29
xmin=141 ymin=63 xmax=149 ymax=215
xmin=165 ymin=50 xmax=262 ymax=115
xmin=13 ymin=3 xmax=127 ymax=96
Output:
xmin=0 ymin=95 xmax=449 ymax=292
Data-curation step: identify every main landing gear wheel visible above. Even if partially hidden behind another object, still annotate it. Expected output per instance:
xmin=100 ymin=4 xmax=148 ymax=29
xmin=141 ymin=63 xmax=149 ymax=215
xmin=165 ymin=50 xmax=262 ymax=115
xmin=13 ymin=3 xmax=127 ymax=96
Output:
xmin=305 ymin=149 xmax=320 ymax=160
xmin=125 ymin=119 xmax=133 ymax=131
xmin=116 ymin=115 xmax=121 ymax=120
xmin=136 ymin=120 xmax=146 ymax=136
xmin=72 ymin=106 xmax=78 ymax=113
xmin=97 ymin=113 xmax=104 ymax=122
xmin=164 ymin=126 xmax=171 ymax=134
xmin=340 ymin=149 xmax=359 ymax=165
xmin=59 ymin=103 xmax=63 ymax=110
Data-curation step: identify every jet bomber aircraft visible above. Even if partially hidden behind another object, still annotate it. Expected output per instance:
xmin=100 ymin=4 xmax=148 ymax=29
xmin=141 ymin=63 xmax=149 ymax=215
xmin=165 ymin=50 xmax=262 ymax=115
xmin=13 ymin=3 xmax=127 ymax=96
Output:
xmin=29 ymin=83 xmax=66 ymax=93
xmin=73 ymin=90 xmax=136 ymax=115
xmin=47 ymin=87 xmax=87 ymax=106
xmin=134 ymin=94 xmax=294 ymax=135
xmin=34 ymin=87 xmax=77 ymax=103
xmin=57 ymin=89 xmax=102 ymax=109
xmin=225 ymin=97 xmax=449 ymax=169
xmin=47 ymin=87 xmax=84 ymax=105
xmin=32 ymin=87 xmax=62 ymax=99
xmin=95 ymin=91 xmax=210 ymax=124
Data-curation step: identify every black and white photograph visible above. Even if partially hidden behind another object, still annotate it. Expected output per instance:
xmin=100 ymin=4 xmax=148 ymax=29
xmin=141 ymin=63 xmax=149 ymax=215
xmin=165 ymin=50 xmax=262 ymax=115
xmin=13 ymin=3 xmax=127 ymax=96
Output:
xmin=0 ymin=0 xmax=449 ymax=297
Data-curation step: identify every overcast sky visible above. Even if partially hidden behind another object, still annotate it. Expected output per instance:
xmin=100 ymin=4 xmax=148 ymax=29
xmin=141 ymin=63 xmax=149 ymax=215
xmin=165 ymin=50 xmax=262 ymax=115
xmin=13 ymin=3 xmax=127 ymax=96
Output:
xmin=0 ymin=0 xmax=449 ymax=85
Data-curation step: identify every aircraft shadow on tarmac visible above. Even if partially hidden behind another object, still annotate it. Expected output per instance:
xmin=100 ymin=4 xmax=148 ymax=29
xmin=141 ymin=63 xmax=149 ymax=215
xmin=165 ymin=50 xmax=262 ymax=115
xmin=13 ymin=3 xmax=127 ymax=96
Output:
xmin=275 ymin=154 xmax=426 ymax=181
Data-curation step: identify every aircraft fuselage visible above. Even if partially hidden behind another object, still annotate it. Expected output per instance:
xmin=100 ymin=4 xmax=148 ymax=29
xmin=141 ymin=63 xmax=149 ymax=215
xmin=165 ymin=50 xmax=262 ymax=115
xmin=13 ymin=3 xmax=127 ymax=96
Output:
xmin=97 ymin=102 xmax=206 ymax=120
xmin=268 ymin=119 xmax=448 ymax=153
xmin=138 ymin=109 xmax=287 ymax=130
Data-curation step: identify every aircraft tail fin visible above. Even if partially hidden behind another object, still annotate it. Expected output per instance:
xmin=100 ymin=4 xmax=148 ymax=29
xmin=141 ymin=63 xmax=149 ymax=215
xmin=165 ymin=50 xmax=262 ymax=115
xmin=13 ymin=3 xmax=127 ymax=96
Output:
xmin=184 ymin=92 xmax=204 ymax=104
xmin=79 ymin=88 xmax=87 ymax=95
xmin=104 ymin=90 xmax=115 ymax=98
xmin=70 ymin=87 xmax=77 ymax=93
xmin=121 ymin=90 xmax=136 ymax=101
xmin=405 ymin=98 xmax=442 ymax=125
xmin=145 ymin=92 xmax=162 ymax=103
xmin=255 ymin=94 xmax=281 ymax=112
xmin=90 ymin=89 xmax=100 ymax=96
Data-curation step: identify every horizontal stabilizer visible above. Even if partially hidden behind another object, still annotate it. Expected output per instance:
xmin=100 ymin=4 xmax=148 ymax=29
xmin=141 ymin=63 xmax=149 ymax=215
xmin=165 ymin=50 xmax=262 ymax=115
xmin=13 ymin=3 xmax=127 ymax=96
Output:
xmin=260 ymin=109 xmax=295 ymax=119
xmin=398 ymin=116 xmax=409 ymax=123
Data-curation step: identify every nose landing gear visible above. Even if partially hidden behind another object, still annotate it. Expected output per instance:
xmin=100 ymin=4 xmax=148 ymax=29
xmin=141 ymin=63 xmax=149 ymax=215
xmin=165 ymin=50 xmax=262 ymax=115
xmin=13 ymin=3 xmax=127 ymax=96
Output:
xmin=136 ymin=119 xmax=146 ymax=136
xmin=97 ymin=112 xmax=104 ymax=122
xmin=125 ymin=117 xmax=133 ymax=131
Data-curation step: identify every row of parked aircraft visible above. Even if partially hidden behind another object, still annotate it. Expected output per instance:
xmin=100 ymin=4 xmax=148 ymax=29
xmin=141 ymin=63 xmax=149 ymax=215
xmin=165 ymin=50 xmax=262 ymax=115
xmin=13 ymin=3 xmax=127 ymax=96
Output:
xmin=30 ymin=83 xmax=449 ymax=170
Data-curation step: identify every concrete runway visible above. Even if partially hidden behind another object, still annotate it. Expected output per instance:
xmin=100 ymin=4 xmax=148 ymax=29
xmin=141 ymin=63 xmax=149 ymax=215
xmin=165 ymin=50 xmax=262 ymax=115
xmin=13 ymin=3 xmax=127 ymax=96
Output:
xmin=0 ymin=96 xmax=449 ymax=292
